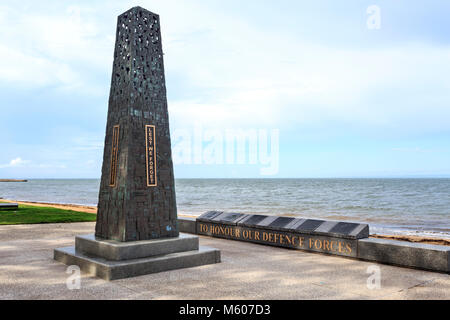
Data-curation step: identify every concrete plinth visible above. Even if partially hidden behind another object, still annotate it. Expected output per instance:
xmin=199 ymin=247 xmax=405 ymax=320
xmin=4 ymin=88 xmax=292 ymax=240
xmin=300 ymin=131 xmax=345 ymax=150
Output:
xmin=54 ymin=234 xmax=220 ymax=281
xmin=75 ymin=233 xmax=199 ymax=261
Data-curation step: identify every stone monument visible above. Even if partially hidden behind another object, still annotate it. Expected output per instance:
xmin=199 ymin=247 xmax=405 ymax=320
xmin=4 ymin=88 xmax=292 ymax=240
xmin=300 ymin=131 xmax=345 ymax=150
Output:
xmin=54 ymin=6 xmax=220 ymax=280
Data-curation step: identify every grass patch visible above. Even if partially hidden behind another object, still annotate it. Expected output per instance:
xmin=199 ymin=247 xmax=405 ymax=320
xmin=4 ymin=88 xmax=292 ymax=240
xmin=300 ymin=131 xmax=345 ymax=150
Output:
xmin=0 ymin=202 xmax=97 ymax=225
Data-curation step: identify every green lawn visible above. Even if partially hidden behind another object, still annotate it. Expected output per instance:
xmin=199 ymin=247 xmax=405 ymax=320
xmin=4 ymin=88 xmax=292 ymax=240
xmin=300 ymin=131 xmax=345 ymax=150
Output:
xmin=0 ymin=202 xmax=97 ymax=225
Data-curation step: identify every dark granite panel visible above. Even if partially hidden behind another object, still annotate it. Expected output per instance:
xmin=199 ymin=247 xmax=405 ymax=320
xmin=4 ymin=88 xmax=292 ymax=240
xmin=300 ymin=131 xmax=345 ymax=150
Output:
xmin=268 ymin=217 xmax=296 ymax=229
xmin=329 ymin=222 xmax=359 ymax=235
xmin=239 ymin=215 xmax=268 ymax=227
xmin=213 ymin=212 xmax=247 ymax=225
xmin=197 ymin=211 xmax=223 ymax=222
xmin=296 ymin=219 xmax=325 ymax=232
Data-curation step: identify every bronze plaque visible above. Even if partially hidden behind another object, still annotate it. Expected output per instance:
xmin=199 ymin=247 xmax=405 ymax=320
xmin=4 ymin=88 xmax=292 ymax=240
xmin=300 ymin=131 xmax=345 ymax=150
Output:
xmin=145 ymin=125 xmax=157 ymax=187
xmin=109 ymin=125 xmax=120 ymax=187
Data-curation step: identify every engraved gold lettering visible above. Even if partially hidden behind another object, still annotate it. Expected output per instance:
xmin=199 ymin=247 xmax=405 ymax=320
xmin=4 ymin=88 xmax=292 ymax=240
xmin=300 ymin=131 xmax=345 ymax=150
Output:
xmin=292 ymin=236 xmax=298 ymax=246
xmin=200 ymin=223 xmax=354 ymax=257
xmin=109 ymin=125 xmax=120 ymax=187
xmin=145 ymin=125 xmax=157 ymax=187
xmin=331 ymin=241 xmax=337 ymax=251
xmin=324 ymin=240 xmax=331 ymax=251
xmin=314 ymin=239 xmax=322 ymax=250
xmin=346 ymin=243 xmax=352 ymax=254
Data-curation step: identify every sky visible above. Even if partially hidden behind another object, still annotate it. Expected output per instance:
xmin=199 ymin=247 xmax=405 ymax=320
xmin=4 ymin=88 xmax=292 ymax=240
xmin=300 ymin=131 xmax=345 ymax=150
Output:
xmin=0 ymin=0 xmax=450 ymax=179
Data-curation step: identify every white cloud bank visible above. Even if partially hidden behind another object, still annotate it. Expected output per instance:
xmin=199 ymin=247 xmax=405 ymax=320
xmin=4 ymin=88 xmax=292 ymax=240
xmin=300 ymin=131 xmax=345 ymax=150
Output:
xmin=0 ymin=3 xmax=113 ymax=93
xmin=163 ymin=12 xmax=450 ymax=133
xmin=0 ymin=1 xmax=449 ymax=134
xmin=0 ymin=158 xmax=30 ymax=168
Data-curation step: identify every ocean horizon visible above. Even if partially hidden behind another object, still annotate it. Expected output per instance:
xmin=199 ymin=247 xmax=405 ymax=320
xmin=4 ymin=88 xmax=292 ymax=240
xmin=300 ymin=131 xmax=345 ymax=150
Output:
xmin=1 ymin=178 xmax=449 ymax=239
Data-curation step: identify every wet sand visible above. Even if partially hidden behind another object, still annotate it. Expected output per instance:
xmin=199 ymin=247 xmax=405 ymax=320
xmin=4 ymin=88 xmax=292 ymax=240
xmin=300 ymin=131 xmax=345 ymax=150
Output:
xmin=1 ymin=199 xmax=449 ymax=246
xmin=370 ymin=234 xmax=450 ymax=246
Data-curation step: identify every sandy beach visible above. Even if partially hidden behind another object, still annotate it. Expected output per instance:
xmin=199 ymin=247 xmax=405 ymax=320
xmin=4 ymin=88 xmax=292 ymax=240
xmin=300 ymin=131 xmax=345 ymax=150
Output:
xmin=2 ymin=199 xmax=449 ymax=247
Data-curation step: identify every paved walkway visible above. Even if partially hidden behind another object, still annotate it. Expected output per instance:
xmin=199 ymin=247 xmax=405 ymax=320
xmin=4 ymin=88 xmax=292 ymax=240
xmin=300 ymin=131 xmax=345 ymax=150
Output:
xmin=0 ymin=222 xmax=448 ymax=300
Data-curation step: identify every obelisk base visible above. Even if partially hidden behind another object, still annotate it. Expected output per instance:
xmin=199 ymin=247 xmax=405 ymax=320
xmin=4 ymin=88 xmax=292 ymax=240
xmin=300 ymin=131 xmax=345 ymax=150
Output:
xmin=54 ymin=234 xmax=220 ymax=281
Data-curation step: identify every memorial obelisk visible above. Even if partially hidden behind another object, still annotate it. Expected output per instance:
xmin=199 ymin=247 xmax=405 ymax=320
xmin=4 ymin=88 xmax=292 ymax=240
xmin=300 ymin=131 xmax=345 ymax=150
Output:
xmin=95 ymin=5 xmax=178 ymax=242
xmin=54 ymin=7 xmax=220 ymax=280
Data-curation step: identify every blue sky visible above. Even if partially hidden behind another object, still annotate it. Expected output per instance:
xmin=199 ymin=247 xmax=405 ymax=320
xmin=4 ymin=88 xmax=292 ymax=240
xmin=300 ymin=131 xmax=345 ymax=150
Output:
xmin=0 ymin=0 xmax=449 ymax=178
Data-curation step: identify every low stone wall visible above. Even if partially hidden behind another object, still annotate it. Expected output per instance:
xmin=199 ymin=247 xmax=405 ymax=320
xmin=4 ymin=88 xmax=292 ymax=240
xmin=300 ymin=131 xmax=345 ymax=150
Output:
xmin=358 ymin=238 xmax=449 ymax=273
xmin=178 ymin=212 xmax=450 ymax=274
xmin=178 ymin=217 xmax=197 ymax=235
xmin=196 ymin=211 xmax=368 ymax=258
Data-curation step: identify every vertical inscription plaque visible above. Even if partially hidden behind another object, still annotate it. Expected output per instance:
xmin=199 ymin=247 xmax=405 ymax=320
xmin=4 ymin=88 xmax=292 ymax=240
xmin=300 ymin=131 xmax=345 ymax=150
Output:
xmin=145 ymin=125 xmax=157 ymax=187
xmin=109 ymin=125 xmax=120 ymax=187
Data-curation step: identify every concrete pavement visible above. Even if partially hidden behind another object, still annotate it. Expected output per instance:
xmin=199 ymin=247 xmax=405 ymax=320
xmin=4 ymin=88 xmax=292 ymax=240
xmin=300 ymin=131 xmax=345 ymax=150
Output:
xmin=0 ymin=222 xmax=449 ymax=300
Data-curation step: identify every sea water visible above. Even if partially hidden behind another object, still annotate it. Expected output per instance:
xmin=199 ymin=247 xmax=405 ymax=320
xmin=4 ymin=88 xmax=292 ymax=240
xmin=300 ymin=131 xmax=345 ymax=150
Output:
xmin=0 ymin=178 xmax=449 ymax=239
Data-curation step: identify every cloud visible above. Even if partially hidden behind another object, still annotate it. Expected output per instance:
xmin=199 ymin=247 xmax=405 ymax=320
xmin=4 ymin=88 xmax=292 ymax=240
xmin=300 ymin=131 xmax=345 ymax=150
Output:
xmin=0 ymin=3 xmax=113 ymax=93
xmin=0 ymin=158 xmax=30 ymax=168
xmin=2 ymin=1 xmax=449 ymax=135
xmin=0 ymin=157 xmax=67 ymax=170
xmin=165 ymin=19 xmax=450 ymax=133
xmin=0 ymin=44 xmax=80 ymax=88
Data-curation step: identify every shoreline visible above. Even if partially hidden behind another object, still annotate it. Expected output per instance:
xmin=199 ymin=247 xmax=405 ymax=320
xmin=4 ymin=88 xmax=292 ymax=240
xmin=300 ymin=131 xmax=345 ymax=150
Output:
xmin=2 ymin=199 xmax=449 ymax=246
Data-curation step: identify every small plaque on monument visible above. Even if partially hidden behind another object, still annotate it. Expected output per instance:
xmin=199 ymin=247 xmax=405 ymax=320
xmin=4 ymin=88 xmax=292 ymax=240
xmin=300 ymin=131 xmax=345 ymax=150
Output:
xmin=145 ymin=125 xmax=157 ymax=187
xmin=109 ymin=125 xmax=120 ymax=187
